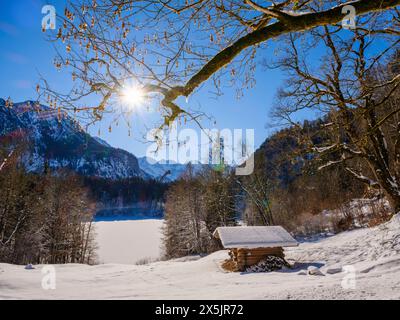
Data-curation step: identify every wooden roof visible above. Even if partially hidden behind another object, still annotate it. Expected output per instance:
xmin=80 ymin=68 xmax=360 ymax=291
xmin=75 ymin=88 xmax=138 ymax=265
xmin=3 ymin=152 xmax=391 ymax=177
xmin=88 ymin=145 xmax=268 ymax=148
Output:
xmin=213 ymin=226 xmax=298 ymax=249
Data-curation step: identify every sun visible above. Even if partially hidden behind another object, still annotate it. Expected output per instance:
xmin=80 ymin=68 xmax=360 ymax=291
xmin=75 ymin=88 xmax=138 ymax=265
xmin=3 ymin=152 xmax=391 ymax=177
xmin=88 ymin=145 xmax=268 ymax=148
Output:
xmin=120 ymin=85 xmax=145 ymax=109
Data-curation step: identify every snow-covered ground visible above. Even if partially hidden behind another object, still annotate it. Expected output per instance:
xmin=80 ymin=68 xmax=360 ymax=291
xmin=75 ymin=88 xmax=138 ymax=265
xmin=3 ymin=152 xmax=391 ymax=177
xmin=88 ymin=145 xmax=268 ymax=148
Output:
xmin=94 ymin=219 xmax=164 ymax=264
xmin=1 ymin=215 xmax=400 ymax=299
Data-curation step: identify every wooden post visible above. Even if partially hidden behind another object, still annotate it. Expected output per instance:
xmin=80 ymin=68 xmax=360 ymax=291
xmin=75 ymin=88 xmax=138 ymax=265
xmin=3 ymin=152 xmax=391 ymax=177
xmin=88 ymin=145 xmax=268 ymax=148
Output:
xmin=237 ymin=248 xmax=248 ymax=271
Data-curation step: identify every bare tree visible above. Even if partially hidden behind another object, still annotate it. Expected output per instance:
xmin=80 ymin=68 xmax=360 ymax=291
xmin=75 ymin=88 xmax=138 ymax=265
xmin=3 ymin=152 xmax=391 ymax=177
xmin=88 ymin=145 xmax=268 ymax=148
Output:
xmin=200 ymin=166 xmax=237 ymax=232
xmin=40 ymin=172 xmax=97 ymax=264
xmin=270 ymin=16 xmax=400 ymax=211
xmin=163 ymin=166 xmax=208 ymax=258
xmin=0 ymin=142 xmax=96 ymax=264
xmin=38 ymin=0 xmax=400 ymax=132
xmin=163 ymin=164 xmax=236 ymax=258
xmin=237 ymin=155 xmax=274 ymax=225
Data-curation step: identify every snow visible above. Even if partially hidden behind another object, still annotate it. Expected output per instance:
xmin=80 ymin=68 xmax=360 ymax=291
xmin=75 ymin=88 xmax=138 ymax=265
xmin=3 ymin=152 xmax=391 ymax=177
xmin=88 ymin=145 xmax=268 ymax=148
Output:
xmin=319 ymin=197 xmax=391 ymax=230
xmin=94 ymin=219 xmax=164 ymax=264
xmin=1 ymin=215 xmax=400 ymax=299
xmin=307 ymin=266 xmax=325 ymax=276
xmin=93 ymin=137 xmax=111 ymax=147
xmin=138 ymin=157 xmax=202 ymax=181
xmin=213 ymin=226 xmax=298 ymax=249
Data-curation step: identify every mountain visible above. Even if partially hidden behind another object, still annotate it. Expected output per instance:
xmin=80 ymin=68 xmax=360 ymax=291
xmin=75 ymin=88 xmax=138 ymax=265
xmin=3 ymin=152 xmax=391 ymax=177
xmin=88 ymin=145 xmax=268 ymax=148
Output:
xmin=138 ymin=157 xmax=202 ymax=182
xmin=253 ymin=119 xmax=329 ymax=187
xmin=0 ymin=99 xmax=148 ymax=180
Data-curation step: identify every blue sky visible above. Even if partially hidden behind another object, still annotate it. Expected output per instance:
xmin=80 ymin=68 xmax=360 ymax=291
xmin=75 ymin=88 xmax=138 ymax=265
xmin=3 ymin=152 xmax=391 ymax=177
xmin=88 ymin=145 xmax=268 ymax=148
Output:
xmin=0 ymin=0 xmax=297 ymax=158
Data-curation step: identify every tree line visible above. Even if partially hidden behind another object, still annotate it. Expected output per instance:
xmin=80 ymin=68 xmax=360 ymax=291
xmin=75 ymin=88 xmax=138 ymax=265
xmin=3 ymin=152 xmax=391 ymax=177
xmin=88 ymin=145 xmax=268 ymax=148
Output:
xmin=163 ymin=165 xmax=238 ymax=259
xmin=83 ymin=176 xmax=168 ymax=209
xmin=0 ymin=144 xmax=96 ymax=265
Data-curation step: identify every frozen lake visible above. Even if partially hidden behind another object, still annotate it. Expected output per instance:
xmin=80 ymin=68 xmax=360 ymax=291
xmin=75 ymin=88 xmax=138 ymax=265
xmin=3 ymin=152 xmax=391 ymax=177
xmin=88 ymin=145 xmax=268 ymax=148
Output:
xmin=94 ymin=219 xmax=164 ymax=264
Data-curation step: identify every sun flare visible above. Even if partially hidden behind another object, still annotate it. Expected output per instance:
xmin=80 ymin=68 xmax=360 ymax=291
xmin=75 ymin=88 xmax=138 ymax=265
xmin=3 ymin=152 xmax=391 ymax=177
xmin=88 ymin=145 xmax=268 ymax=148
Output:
xmin=120 ymin=85 xmax=145 ymax=109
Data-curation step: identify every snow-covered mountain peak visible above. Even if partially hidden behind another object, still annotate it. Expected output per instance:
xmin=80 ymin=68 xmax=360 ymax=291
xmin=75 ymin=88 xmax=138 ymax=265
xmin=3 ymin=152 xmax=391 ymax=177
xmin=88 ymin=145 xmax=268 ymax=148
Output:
xmin=0 ymin=100 xmax=148 ymax=180
xmin=138 ymin=157 xmax=203 ymax=181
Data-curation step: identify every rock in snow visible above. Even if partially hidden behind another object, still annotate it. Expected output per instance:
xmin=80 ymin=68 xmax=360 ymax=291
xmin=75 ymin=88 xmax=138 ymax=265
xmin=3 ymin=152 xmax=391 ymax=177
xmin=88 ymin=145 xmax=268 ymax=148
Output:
xmin=307 ymin=266 xmax=325 ymax=276
xmin=326 ymin=267 xmax=343 ymax=274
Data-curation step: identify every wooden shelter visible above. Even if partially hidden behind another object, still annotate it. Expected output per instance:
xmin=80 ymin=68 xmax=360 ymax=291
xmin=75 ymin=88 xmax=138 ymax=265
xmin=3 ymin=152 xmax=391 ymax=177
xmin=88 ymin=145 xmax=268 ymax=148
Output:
xmin=213 ymin=226 xmax=298 ymax=271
